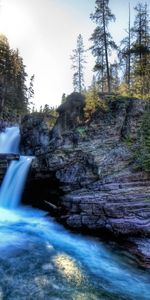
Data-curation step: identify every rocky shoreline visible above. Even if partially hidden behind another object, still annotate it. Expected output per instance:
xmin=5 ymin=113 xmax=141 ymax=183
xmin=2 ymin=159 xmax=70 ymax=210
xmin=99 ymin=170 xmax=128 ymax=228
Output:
xmin=20 ymin=94 xmax=150 ymax=267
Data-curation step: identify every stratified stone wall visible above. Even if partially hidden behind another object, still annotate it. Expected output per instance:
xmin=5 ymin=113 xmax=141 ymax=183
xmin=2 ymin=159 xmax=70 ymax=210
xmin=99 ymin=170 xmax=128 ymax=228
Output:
xmin=21 ymin=97 xmax=150 ymax=265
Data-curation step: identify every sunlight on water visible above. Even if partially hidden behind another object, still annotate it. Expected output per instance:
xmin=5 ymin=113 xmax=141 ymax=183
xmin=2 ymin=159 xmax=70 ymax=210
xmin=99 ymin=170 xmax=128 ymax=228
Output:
xmin=0 ymin=127 xmax=150 ymax=299
xmin=53 ymin=253 xmax=83 ymax=285
xmin=0 ymin=206 xmax=148 ymax=299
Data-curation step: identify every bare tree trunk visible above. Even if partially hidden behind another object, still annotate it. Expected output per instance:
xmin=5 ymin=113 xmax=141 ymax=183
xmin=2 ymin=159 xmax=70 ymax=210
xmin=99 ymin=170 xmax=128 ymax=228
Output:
xmin=78 ymin=49 xmax=81 ymax=93
xmin=0 ymin=77 xmax=6 ymax=114
xmin=128 ymin=3 xmax=131 ymax=92
xmin=102 ymin=0 xmax=110 ymax=93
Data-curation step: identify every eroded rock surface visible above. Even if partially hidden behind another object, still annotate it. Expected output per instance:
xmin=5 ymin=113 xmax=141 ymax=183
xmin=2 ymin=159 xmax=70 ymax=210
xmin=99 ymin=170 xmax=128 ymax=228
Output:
xmin=21 ymin=95 xmax=150 ymax=266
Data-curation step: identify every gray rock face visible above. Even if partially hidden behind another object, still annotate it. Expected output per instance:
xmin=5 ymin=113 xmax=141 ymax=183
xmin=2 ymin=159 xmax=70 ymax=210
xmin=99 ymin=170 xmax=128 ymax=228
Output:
xmin=21 ymin=97 xmax=150 ymax=266
xmin=61 ymin=170 xmax=150 ymax=237
xmin=20 ymin=113 xmax=53 ymax=155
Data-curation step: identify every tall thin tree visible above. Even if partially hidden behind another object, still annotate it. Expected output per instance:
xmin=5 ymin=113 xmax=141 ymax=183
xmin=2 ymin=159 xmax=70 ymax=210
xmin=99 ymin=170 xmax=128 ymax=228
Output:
xmin=119 ymin=3 xmax=131 ymax=91
xmin=128 ymin=3 xmax=131 ymax=90
xmin=71 ymin=34 xmax=86 ymax=93
xmin=90 ymin=0 xmax=117 ymax=93
xmin=131 ymin=2 xmax=150 ymax=98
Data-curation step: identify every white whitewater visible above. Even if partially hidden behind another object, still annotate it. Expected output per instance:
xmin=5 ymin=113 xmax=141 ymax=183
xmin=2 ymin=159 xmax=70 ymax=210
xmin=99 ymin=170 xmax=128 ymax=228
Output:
xmin=0 ymin=127 xmax=32 ymax=208
xmin=0 ymin=156 xmax=32 ymax=208
xmin=0 ymin=127 xmax=149 ymax=299
xmin=0 ymin=126 xmax=20 ymax=154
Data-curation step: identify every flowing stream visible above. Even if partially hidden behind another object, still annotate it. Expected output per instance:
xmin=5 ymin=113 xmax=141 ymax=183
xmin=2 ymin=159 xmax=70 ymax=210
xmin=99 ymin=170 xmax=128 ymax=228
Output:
xmin=0 ymin=127 xmax=150 ymax=300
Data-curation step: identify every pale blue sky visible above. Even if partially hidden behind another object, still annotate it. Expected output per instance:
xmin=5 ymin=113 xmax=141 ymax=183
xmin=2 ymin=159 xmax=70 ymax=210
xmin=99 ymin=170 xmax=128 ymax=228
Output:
xmin=0 ymin=0 xmax=146 ymax=108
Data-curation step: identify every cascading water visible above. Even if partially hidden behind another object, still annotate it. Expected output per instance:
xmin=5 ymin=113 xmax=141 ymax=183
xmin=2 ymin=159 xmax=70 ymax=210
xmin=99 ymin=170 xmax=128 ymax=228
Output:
xmin=0 ymin=127 xmax=150 ymax=300
xmin=0 ymin=126 xmax=20 ymax=154
xmin=0 ymin=156 xmax=32 ymax=208
xmin=0 ymin=127 xmax=32 ymax=208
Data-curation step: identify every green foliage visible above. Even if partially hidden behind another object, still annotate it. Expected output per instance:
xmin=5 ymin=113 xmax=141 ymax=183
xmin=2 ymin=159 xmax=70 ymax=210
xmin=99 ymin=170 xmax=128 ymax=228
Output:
xmin=110 ymin=61 xmax=120 ymax=91
xmin=0 ymin=34 xmax=33 ymax=121
xmin=76 ymin=126 xmax=87 ymax=138
xmin=84 ymin=83 xmax=107 ymax=120
xmin=122 ymin=135 xmax=134 ymax=147
xmin=39 ymin=104 xmax=58 ymax=128
xmin=136 ymin=108 xmax=150 ymax=172
xmin=28 ymin=75 xmax=35 ymax=102
xmin=131 ymin=57 xmax=150 ymax=100
xmin=90 ymin=0 xmax=117 ymax=92
xmin=117 ymin=83 xmax=129 ymax=97
xmin=118 ymin=3 xmax=150 ymax=99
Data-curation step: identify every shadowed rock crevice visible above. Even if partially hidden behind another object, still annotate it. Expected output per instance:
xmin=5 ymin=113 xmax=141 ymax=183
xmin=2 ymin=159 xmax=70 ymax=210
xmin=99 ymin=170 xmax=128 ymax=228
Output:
xmin=20 ymin=95 xmax=150 ymax=266
xmin=22 ymin=170 xmax=63 ymax=215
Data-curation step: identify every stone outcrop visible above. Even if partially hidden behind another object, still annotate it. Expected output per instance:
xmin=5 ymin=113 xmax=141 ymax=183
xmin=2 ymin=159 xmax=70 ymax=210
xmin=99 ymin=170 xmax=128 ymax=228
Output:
xmin=61 ymin=170 xmax=150 ymax=236
xmin=21 ymin=95 xmax=150 ymax=266
xmin=0 ymin=153 xmax=20 ymax=182
xmin=0 ymin=153 xmax=20 ymax=160
xmin=20 ymin=113 xmax=56 ymax=155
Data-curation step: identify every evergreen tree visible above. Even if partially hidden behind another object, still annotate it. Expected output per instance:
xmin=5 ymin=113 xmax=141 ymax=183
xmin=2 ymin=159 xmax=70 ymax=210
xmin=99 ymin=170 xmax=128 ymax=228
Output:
xmin=119 ymin=4 xmax=131 ymax=91
xmin=131 ymin=3 xmax=150 ymax=98
xmin=61 ymin=93 xmax=66 ymax=104
xmin=0 ymin=34 xmax=30 ymax=119
xmin=12 ymin=51 xmax=28 ymax=113
xmin=0 ymin=34 xmax=11 ymax=112
xmin=132 ymin=3 xmax=150 ymax=62
xmin=84 ymin=76 xmax=107 ymax=120
xmin=28 ymin=75 xmax=35 ymax=102
xmin=41 ymin=104 xmax=58 ymax=127
xmin=110 ymin=61 xmax=120 ymax=92
xmin=136 ymin=105 xmax=150 ymax=172
xmin=71 ymin=34 xmax=86 ymax=93
xmin=90 ymin=0 xmax=117 ymax=93
xmin=84 ymin=80 xmax=100 ymax=119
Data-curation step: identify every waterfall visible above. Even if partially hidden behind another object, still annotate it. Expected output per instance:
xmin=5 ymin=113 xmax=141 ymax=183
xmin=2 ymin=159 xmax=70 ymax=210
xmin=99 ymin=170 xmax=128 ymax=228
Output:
xmin=0 ymin=127 xmax=32 ymax=208
xmin=0 ymin=127 xmax=20 ymax=153
xmin=0 ymin=130 xmax=150 ymax=300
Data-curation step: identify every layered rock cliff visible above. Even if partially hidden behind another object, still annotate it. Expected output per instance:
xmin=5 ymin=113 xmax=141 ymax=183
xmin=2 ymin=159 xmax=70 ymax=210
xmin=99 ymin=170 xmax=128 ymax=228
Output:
xmin=21 ymin=94 xmax=150 ymax=266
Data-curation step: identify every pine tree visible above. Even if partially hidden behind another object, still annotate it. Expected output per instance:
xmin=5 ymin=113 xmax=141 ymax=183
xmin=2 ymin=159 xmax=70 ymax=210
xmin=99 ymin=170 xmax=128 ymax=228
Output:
xmin=71 ymin=34 xmax=86 ymax=93
xmin=110 ymin=61 xmax=120 ymax=91
xmin=137 ymin=105 xmax=150 ymax=172
xmin=12 ymin=50 xmax=28 ymax=113
xmin=28 ymin=75 xmax=35 ymax=102
xmin=119 ymin=4 xmax=131 ymax=91
xmin=90 ymin=0 xmax=117 ymax=93
xmin=61 ymin=93 xmax=66 ymax=104
xmin=0 ymin=34 xmax=11 ymax=112
xmin=0 ymin=34 xmax=30 ymax=119
xmin=132 ymin=3 xmax=150 ymax=62
xmin=84 ymin=79 xmax=100 ymax=119
xmin=131 ymin=3 xmax=150 ymax=98
xmin=84 ymin=76 xmax=107 ymax=120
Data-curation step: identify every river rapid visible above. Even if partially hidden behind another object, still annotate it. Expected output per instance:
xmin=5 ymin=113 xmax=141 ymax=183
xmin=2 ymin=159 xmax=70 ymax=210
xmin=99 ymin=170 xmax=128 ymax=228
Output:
xmin=0 ymin=127 xmax=150 ymax=299
xmin=0 ymin=207 xmax=150 ymax=300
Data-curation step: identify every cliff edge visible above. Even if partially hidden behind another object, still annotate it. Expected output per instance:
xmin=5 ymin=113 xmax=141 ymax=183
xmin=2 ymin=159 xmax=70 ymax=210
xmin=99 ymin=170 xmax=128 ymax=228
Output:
xmin=21 ymin=94 xmax=150 ymax=266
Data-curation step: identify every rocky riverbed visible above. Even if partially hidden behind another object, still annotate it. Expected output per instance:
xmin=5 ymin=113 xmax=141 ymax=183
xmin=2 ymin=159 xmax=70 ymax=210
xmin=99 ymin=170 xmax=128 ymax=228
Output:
xmin=20 ymin=94 xmax=150 ymax=267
